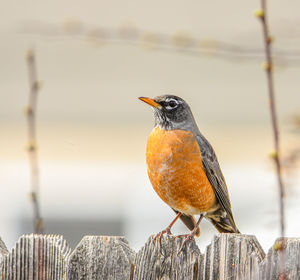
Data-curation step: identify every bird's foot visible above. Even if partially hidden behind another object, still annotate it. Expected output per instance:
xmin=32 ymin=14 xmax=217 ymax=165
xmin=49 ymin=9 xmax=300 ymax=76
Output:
xmin=152 ymin=227 xmax=172 ymax=246
xmin=176 ymin=232 xmax=196 ymax=256
xmin=174 ymin=233 xmax=190 ymax=239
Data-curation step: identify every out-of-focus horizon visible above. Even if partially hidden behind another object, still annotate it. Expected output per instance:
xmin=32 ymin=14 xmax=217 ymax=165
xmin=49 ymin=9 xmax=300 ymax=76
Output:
xmin=0 ymin=0 xmax=299 ymax=251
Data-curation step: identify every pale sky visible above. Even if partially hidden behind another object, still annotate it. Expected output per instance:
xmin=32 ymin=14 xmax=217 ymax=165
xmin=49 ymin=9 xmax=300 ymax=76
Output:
xmin=0 ymin=0 xmax=299 ymax=125
xmin=0 ymin=0 xmax=299 ymax=162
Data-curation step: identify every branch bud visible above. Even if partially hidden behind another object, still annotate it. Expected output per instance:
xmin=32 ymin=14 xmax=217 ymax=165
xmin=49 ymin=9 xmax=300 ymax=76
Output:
xmin=254 ymin=9 xmax=265 ymax=19
xmin=172 ymin=31 xmax=193 ymax=49
xmin=269 ymin=151 xmax=278 ymax=160
xmin=267 ymin=36 xmax=274 ymax=44
xmin=32 ymin=81 xmax=41 ymax=91
xmin=273 ymin=239 xmax=286 ymax=251
xmin=262 ymin=62 xmax=272 ymax=71
xmin=27 ymin=142 xmax=36 ymax=152
xmin=24 ymin=106 xmax=33 ymax=115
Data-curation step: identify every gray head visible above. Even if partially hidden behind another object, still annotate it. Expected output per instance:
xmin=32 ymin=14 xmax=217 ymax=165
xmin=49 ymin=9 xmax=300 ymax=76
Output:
xmin=139 ymin=94 xmax=199 ymax=131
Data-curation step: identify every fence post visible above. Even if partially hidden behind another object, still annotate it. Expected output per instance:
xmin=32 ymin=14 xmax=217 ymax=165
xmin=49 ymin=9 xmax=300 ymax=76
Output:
xmin=134 ymin=234 xmax=200 ymax=280
xmin=260 ymin=238 xmax=300 ymax=279
xmin=1 ymin=234 xmax=300 ymax=279
xmin=0 ymin=237 xmax=8 ymax=264
xmin=202 ymin=234 xmax=265 ymax=280
xmin=67 ymin=236 xmax=135 ymax=280
xmin=0 ymin=234 xmax=71 ymax=280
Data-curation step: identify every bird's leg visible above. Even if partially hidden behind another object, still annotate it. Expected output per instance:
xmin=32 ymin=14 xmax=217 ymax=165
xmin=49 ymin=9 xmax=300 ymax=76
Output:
xmin=153 ymin=212 xmax=182 ymax=245
xmin=177 ymin=214 xmax=204 ymax=256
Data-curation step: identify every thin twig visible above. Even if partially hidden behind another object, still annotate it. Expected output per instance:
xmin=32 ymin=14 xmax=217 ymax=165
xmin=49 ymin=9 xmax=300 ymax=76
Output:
xmin=25 ymin=49 xmax=44 ymax=234
xmin=255 ymin=1 xmax=286 ymax=278
xmin=18 ymin=21 xmax=300 ymax=66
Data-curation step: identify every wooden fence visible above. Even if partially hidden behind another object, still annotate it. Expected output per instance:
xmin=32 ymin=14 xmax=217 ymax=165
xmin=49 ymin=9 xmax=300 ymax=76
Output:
xmin=0 ymin=233 xmax=299 ymax=279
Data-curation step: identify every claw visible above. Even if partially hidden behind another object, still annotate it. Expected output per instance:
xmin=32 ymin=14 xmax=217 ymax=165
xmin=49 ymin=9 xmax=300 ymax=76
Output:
xmin=174 ymin=234 xmax=189 ymax=240
xmin=177 ymin=214 xmax=203 ymax=256
xmin=152 ymin=227 xmax=172 ymax=246
xmin=177 ymin=233 xmax=194 ymax=256
xmin=152 ymin=211 xmax=182 ymax=246
xmin=152 ymin=212 xmax=184 ymax=255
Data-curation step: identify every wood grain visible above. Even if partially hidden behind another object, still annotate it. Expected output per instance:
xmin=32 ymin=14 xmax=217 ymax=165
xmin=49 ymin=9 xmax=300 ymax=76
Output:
xmin=202 ymin=234 xmax=265 ymax=280
xmin=68 ymin=236 xmax=135 ymax=280
xmin=134 ymin=234 xmax=200 ymax=280
xmin=0 ymin=234 xmax=300 ymax=279
xmin=260 ymin=238 xmax=300 ymax=280
xmin=0 ymin=237 xmax=8 ymax=265
xmin=0 ymin=234 xmax=71 ymax=280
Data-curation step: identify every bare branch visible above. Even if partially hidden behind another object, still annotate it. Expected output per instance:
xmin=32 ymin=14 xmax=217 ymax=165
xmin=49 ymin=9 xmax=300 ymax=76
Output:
xmin=18 ymin=21 xmax=300 ymax=66
xmin=255 ymin=1 xmax=286 ymax=278
xmin=25 ymin=49 xmax=44 ymax=234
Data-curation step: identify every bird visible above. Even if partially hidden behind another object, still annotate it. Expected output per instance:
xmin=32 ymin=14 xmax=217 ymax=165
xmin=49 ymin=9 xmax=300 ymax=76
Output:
xmin=139 ymin=94 xmax=240 ymax=254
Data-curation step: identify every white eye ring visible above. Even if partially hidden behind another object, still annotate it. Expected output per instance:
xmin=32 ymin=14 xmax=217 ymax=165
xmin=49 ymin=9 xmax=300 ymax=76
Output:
xmin=166 ymin=99 xmax=178 ymax=110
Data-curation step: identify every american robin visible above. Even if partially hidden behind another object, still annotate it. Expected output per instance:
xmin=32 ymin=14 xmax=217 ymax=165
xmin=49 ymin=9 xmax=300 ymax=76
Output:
xmin=139 ymin=95 xmax=240 ymax=254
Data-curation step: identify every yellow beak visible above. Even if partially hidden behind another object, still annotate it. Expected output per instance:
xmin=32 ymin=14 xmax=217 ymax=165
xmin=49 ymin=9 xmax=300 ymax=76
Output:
xmin=139 ymin=97 xmax=162 ymax=109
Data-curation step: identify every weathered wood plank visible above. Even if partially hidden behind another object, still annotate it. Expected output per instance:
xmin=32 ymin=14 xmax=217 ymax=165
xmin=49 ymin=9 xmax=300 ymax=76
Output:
xmin=134 ymin=234 xmax=200 ymax=280
xmin=260 ymin=238 xmax=300 ymax=280
xmin=202 ymin=234 xmax=265 ymax=280
xmin=0 ymin=234 xmax=71 ymax=280
xmin=1 ymin=234 xmax=300 ymax=279
xmin=0 ymin=237 xmax=8 ymax=264
xmin=68 ymin=236 xmax=135 ymax=280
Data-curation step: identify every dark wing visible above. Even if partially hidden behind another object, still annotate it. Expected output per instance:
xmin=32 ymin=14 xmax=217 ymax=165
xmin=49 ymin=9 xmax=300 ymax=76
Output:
xmin=196 ymin=133 xmax=239 ymax=233
xmin=172 ymin=208 xmax=200 ymax=236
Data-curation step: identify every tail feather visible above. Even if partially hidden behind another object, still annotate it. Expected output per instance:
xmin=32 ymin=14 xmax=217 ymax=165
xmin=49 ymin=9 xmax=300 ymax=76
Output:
xmin=206 ymin=207 xmax=240 ymax=234
xmin=172 ymin=209 xmax=200 ymax=236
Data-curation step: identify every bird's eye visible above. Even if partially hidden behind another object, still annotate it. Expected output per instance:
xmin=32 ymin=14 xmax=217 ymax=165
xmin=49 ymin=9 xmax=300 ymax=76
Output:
xmin=168 ymin=100 xmax=177 ymax=108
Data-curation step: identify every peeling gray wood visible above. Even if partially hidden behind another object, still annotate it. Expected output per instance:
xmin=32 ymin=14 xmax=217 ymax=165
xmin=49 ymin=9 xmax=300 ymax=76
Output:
xmin=1 ymin=234 xmax=300 ymax=279
xmin=0 ymin=237 xmax=8 ymax=264
xmin=202 ymin=234 xmax=265 ymax=280
xmin=260 ymin=238 xmax=300 ymax=280
xmin=68 ymin=236 xmax=135 ymax=280
xmin=0 ymin=234 xmax=71 ymax=280
xmin=134 ymin=234 xmax=200 ymax=280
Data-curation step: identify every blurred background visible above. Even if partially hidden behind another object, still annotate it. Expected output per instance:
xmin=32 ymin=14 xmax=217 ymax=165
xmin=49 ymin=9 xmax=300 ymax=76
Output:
xmin=0 ymin=0 xmax=299 ymax=252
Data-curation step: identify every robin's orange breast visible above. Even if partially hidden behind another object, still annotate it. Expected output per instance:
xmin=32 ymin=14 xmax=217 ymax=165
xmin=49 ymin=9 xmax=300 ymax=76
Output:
xmin=146 ymin=126 xmax=216 ymax=215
